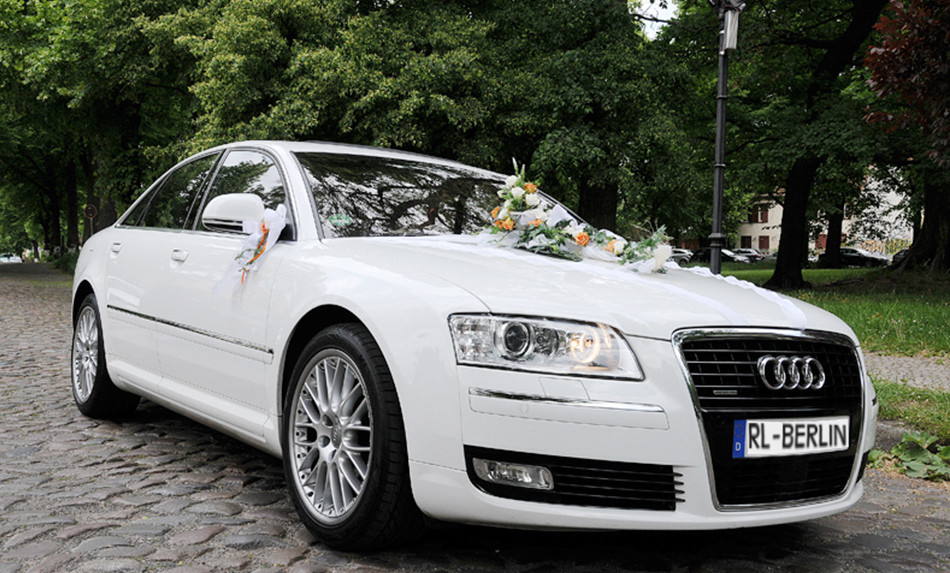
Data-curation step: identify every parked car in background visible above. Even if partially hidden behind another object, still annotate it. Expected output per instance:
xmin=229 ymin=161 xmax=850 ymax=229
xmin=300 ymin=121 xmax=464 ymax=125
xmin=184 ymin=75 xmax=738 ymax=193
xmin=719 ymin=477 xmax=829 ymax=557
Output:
xmin=0 ymin=253 xmax=22 ymax=263
xmin=691 ymin=247 xmax=751 ymax=263
xmin=818 ymin=247 xmax=888 ymax=268
xmin=733 ymin=248 xmax=766 ymax=262
xmin=71 ymin=141 xmax=877 ymax=549
xmin=670 ymin=248 xmax=692 ymax=265
xmin=891 ymin=248 xmax=909 ymax=265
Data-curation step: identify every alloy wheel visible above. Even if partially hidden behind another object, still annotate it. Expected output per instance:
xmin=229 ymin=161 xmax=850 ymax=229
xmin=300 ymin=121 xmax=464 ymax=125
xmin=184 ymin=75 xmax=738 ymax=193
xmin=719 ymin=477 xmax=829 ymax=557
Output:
xmin=291 ymin=350 xmax=373 ymax=523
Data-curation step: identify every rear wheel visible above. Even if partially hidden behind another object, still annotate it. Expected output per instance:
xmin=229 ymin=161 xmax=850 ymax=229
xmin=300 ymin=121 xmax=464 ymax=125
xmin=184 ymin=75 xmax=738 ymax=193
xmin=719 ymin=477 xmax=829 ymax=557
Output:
xmin=71 ymin=294 xmax=140 ymax=418
xmin=282 ymin=323 xmax=424 ymax=549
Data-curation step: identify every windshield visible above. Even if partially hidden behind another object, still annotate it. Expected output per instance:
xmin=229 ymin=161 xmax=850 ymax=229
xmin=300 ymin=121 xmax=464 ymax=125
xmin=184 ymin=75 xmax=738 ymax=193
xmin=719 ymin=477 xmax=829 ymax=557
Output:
xmin=295 ymin=152 xmax=507 ymax=238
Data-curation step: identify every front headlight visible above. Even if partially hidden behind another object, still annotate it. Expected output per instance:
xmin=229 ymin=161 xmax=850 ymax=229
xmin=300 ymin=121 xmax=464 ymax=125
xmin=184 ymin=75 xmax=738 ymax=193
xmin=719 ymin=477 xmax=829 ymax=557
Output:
xmin=448 ymin=314 xmax=644 ymax=380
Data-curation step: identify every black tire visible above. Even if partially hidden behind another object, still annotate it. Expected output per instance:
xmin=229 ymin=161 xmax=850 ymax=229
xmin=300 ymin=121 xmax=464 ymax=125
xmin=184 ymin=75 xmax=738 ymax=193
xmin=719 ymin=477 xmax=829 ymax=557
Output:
xmin=71 ymin=294 xmax=140 ymax=418
xmin=281 ymin=323 xmax=425 ymax=550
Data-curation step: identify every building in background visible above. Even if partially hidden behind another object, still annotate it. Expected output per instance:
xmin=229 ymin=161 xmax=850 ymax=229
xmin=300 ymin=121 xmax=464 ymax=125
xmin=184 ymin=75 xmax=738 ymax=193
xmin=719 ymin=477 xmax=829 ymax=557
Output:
xmin=735 ymin=188 xmax=912 ymax=257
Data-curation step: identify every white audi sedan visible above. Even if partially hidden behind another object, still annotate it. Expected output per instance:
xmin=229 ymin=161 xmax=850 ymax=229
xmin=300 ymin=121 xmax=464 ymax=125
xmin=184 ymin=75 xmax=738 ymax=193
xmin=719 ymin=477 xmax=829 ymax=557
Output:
xmin=71 ymin=141 xmax=878 ymax=549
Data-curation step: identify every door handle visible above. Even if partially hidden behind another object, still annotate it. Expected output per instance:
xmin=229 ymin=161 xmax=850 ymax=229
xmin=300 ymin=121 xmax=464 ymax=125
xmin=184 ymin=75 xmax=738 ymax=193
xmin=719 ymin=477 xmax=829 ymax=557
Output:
xmin=170 ymin=249 xmax=189 ymax=263
xmin=110 ymin=242 xmax=122 ymax=254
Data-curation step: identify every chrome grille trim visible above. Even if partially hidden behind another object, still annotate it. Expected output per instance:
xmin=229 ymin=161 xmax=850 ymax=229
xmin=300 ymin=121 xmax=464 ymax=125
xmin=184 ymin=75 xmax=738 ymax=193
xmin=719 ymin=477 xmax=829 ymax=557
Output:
xmin=672 ymin=328 xmax=866 ymax=511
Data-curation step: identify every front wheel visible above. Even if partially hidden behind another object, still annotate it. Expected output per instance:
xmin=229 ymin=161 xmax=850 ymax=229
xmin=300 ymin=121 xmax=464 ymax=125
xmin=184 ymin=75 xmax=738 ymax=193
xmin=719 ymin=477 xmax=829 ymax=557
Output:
xmin=281 ymin=324 xmax=424 ymax=549
xmin=71 ymin=294 xmax=140 ymax=418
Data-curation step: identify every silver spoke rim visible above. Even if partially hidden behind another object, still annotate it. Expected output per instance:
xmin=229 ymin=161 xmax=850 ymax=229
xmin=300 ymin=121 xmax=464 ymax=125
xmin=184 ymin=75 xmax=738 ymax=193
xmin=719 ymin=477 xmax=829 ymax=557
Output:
xmin=292 ymin=351 xmax=373 ymax=523
xmin=72 ymin=306 xmax=99 ymax=403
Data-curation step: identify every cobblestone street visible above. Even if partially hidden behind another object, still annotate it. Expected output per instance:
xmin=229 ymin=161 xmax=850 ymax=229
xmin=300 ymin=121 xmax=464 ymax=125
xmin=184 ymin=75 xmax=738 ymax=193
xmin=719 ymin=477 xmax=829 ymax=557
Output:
xmin=1 ymin=263 xmax=948 ymax=572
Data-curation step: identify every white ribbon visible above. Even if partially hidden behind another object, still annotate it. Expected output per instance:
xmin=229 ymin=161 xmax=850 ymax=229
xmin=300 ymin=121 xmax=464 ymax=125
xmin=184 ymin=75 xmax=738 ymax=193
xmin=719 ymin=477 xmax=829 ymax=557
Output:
xmin=213 ymin=204 xmax=287 ymax=294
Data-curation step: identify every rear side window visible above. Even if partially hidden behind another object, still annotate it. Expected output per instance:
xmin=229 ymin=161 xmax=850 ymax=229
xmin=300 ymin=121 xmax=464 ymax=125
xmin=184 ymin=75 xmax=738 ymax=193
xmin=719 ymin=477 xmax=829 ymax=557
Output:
xmin=124 ymin=154 xmax=218 ymax=229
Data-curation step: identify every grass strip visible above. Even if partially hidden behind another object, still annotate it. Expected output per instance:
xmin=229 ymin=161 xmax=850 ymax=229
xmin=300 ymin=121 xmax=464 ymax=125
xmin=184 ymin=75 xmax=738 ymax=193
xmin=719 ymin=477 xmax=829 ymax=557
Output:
xmin=717 ymin=266 xmax=950 ymax=357
xmin=873 ymin=379 xmax=950 ymax=444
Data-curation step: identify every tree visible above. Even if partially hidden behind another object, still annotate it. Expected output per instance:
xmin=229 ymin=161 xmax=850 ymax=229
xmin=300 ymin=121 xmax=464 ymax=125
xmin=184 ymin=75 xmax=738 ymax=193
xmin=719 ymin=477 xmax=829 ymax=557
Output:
xmin=865 ymin=0 xmax=950 ymax=270
xmin=170 ymin=0 xmax=682 ymax=233
xmin=0 ymin=0 xmax=199 ymax=255
xmin=660 ymin=1 xmax=891 ymax=286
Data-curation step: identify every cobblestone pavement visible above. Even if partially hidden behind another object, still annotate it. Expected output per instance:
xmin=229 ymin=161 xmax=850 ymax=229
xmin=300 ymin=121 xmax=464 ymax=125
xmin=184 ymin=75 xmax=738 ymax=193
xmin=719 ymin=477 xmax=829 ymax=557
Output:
xmin=1 ymin=262 xmax=948 ymax=572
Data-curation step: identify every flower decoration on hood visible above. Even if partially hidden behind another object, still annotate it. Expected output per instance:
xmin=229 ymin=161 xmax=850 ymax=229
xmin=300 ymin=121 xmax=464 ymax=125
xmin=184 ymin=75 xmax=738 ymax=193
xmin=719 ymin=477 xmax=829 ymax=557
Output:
xmin=485 ymin=161 xmax=672 ymax=273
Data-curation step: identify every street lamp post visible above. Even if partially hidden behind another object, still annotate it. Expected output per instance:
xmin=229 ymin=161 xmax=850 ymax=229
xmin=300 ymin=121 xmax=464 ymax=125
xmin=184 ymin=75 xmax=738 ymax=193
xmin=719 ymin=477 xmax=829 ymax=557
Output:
xmin=708 ymin=0 xmax=744 ymax=275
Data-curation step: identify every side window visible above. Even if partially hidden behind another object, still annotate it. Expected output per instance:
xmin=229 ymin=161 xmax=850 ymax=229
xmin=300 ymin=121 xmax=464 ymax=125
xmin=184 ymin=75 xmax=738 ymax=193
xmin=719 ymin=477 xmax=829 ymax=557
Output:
xmin=124 ymin=154 xmax=217 ymax=229
xmin=199 ymin=151 xmax=287 ymax=231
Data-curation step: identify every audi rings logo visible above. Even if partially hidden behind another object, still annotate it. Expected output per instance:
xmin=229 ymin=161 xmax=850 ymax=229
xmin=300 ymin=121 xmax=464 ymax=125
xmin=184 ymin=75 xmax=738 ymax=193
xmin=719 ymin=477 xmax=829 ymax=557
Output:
xmin=755 ymin=355 xmax=826 ymax=390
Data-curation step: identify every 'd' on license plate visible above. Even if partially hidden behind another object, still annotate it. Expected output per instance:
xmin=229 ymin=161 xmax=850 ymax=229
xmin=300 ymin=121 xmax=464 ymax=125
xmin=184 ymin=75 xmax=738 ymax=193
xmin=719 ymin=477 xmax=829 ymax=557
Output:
xmin=732 ymin=416 xmax=849 ymax=458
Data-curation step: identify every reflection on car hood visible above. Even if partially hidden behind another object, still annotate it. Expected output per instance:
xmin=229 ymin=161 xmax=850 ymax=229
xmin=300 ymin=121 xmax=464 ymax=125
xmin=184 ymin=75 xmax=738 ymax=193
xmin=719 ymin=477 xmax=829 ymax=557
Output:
xmin=327 ymin=235 xmax=855 ymax=341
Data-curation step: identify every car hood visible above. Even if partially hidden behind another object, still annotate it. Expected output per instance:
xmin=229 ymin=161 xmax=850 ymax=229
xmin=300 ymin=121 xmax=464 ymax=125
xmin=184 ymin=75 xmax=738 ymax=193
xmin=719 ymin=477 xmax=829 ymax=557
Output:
xmin=325 ymin=236 xmax=856 ymax=342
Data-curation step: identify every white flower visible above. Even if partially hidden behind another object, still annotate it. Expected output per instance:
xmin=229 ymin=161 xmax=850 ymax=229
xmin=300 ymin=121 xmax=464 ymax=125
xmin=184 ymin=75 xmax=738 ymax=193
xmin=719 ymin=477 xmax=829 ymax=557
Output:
xmin=611 ymin=238 xmax=627 ymax=254
xmin=511 ymin=186 xmax=525 ymax=199
xmin=525 ymin=193 xmax=540 ymax=207
xmin=653 ymin=244 xmax=672 ymax=270
xmin=566 ymin=223 xmax=585 ymax=237
xmin=505 ymin=175 xmax=519 ymax=188
xmin=521 ymin=207 xmax=548 ymax=223
xmin=498 ymin=207 xmax=509 ymax=219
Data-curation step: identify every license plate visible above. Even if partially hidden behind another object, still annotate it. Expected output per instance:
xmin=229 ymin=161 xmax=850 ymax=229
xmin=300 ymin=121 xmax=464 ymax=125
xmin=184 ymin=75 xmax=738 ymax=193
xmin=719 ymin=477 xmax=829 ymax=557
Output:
xmin=732 ymin=416 xmax=849 ymax=458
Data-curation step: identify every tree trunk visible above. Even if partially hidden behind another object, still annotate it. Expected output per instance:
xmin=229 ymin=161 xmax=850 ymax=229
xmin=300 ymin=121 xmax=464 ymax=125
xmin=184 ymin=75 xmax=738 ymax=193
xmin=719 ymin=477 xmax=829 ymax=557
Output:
xmin=66 ymin=163 xmax=80 ymax=250
xmin=823 ymin=199 xmax=846 ymax=268
xmin=98 ymin=196 xmax=118 ymax=229
xmin=765 ymin=0 xmax=889 ymax=289
xmin=577 ymin=178 xmax=618 ymax=231
xmin=900 ymin=170 xmax=950 ymax=270
xmin=43 ymin=185 xmax=62 ymax=256
xmin=80 ymin=147 xmax=98 ymax=242
xmin=765 ymin=157 xmax=820 ymax=289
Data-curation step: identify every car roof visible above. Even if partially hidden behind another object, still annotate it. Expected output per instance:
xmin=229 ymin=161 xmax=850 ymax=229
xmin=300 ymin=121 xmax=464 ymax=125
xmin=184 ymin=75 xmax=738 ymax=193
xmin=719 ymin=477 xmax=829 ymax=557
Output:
xmin=209 ymin=140 xmax=502 ymax=180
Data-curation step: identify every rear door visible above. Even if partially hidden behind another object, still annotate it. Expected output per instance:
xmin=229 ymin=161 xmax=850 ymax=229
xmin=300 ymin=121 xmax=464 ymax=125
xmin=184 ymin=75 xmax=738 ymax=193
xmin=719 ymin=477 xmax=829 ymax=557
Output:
xmin=153 ymin=148 xmax=294 ymax=441
xmin=104 ymin=153 xmax=219 ymax=393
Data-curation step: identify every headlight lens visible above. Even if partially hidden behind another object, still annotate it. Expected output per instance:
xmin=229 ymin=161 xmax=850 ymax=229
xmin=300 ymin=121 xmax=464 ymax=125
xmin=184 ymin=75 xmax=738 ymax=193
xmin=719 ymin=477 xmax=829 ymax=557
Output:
xmin=448 ymin=314 xmax=644 ymax=380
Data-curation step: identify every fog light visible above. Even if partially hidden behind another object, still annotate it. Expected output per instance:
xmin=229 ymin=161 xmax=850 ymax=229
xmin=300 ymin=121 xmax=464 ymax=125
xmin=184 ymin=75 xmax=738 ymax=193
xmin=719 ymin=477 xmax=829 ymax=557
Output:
xmin=472 ymin=458 xmax=554 ymax=490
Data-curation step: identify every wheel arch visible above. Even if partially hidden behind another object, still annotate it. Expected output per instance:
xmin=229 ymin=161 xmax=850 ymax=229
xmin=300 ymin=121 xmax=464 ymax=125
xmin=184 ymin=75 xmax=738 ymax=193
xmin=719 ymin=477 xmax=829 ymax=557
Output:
xmin=279 ymin=304 xmax=366 ymax=413
xmin=73 ymin=280 xmax=95 ymax=327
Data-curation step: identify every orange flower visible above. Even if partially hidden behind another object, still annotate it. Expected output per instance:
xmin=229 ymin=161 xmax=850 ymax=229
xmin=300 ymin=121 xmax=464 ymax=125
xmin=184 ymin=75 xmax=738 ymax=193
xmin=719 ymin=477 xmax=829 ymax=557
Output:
xmin=501 ymin=218 xmax=515 ymax=231
xmin=606 ymin=239 xmax=617 ymax=253
xmin=491 ymin=206 xmax=500 ymax=219
xmin=524 ymin=182 xmax=538 ymax=194
xmin=529 ymin=219 xmax=542 ymax=227
xmin=575 ymin=231 xmax=590 ymax=247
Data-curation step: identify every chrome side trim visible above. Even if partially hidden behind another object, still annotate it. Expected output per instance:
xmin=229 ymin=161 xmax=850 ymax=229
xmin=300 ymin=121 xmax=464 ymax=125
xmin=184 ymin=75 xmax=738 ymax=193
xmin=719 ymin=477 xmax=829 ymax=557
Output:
xmin=671 ymin=327 xmax=866 ymax=512
xmin=107 ymin=305 xmax=274 ymax=357
xmin=468 ymin=388 xmax=664 ymax=413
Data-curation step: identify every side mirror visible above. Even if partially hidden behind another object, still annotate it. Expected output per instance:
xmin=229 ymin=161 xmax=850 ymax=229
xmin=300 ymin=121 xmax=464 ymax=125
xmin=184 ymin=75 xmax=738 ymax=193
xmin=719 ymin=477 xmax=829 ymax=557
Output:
xmin=201 ymin=194 xmax=264 ymax=233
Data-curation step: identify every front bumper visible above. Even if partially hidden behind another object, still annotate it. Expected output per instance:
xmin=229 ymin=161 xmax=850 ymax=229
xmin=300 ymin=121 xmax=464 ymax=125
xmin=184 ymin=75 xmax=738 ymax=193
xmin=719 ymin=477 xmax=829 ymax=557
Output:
xmin=408 ymin=332 xmax=876 ymax=529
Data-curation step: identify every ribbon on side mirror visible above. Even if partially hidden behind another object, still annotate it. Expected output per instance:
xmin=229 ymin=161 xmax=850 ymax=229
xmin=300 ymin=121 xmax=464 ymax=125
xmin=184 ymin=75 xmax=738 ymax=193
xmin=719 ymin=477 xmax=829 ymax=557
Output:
xmin=213 ymin=204 xmax=287 ymax=294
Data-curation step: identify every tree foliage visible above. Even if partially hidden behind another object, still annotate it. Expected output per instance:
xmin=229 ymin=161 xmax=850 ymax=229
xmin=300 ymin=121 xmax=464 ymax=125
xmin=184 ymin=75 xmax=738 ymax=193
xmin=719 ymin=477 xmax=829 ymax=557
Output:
xmin=866 ymin=0 xmax=950 ymax=166
xmin=864 ymin=0 xmax=950 ymax=271
xmin=0 ymin=0 xmax=943 ymax=277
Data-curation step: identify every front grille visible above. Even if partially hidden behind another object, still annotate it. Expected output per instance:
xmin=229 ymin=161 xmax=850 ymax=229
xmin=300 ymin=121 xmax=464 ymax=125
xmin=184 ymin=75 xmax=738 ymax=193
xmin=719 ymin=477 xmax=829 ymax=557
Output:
xmin=465 ymin=446 xmax=684 ymax=511
xmin=678 ymin=332 xmax=863 ymax=507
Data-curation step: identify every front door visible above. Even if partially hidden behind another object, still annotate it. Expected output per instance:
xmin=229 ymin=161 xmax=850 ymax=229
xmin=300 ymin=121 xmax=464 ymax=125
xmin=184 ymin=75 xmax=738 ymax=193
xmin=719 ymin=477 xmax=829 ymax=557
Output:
xmin=153 ymin=148 xmax=293 ymax=442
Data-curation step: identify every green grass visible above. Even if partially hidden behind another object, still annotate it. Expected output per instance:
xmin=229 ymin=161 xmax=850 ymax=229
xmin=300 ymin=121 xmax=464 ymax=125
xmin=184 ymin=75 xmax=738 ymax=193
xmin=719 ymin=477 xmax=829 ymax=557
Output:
xmin=719 ymin=266 xmax=950 ymax=357
xmin=874 ymin=379 xmax=950 ymax=443
xmin=793 ymin=290 xmax=950 ymax=357
xmin=723 ymin=266 xmax=871 ymax=287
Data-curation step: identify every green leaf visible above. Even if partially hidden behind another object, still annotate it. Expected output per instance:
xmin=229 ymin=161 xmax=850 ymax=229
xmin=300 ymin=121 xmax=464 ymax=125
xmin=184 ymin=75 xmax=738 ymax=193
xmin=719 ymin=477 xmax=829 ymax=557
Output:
xmin=892 ymin=440 xmax=934 ymax=464
xmin=901 ymin=461 xmax=931 ymax=479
